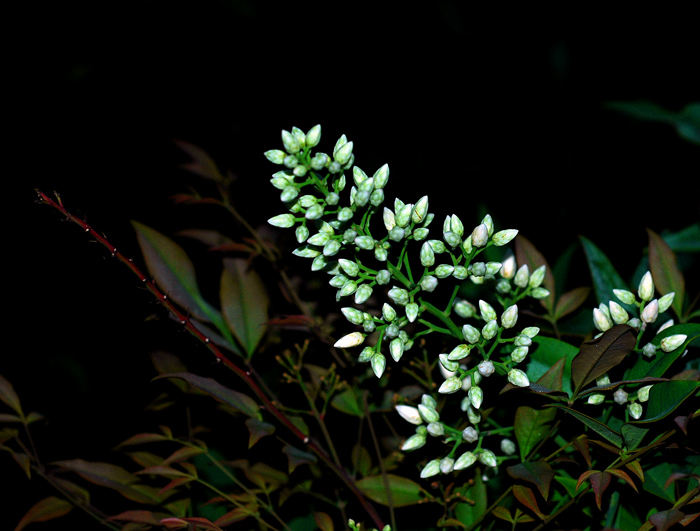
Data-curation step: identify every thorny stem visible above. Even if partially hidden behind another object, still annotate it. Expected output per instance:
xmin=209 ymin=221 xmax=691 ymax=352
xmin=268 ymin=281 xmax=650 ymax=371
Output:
xmin=35 ymin=189 xmax=386 ymax=531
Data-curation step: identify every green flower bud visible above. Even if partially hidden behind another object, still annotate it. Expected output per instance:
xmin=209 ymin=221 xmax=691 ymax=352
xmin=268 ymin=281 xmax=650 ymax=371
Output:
xmin=338 ymin=258 xmax=359 ymax=277
xmin=613 ymin=289 xmax=636 ymax=305
xmin=427 ymin=422 xmax=445 ymax=437
xmin=462 ymin=235 xmax=473 ymax=255
xmin=482 ymin=319 xmax=498 ymax=340
xmin=338 ymin=280 xmax=358 ymax=298
xmin=514 ymin=334 xmax=532 ymax=347
xmin=478 ymin=360 xmax=495 ymax=377
xmin=388 ymin=287 xmax=409 ymax=306
xmin=500 ymin=438 xmax=516 ymax=456
xmin=435 ymin=264 xmax=454 ymax=278
xmin=471 ymin=262 xmax=486 ymax=277
xmin=454 ymin=299 xmax=476 ymax=319
xmin=310 ymin=152 xmax=329 ymax=170
xmin=508 ymin=368 xmax=529 ymax=387
xmin=370 ymin=189 xmax=385 ymax=206
xmin=642 ymin=343 xmax=657 ymax=357
xmin=412 ymin=196 xmax=429 ymax=224
xmin=283 ymin=154 xmax=298 ymax=169
xmin=341 ymin=307 xmax=365 ymax=325
xmin=293 ymin=164 xmax=307 ymax=177
xmin=628 ymin=402 xmax=643 ymax=420
xmin=596 ymin=375 xmax=611 ymax=386
xmin=438 ymin=376 xmax=462 ymax=394
xmin=280 ymin=185 xmax=299 ymax=203
xmin=420 ymin=242 xmax=435 ymax=267
xmin=295 ymin=225 xmax=310 ymax=243
xmin=268 ymin=213 xmax=295 ymax=228
xmin=478 ymin=449 xmax=497 ymax=467
xmin=334 ymin=332 xmax=365 ymax=349
xmin=440 ymin=457 xmax=455 ymax=474
xmin=467 ymin=405 xmax=481 ymax=424
xmin=454 ymin=451 xmax=477 ymax=470
xmin=510 ymin=346 xmax=529 ymax=364
xmin=358 ymin=346 xmax=375 ymax=363
xmin=421 ymin=394 xmax=438 ymax=408
xmin=376 ymin=270 xmax=391 ymax=285
xmin=479 ymin=300 xmax=497 ymax=321
xmin=390 ymin=338 xmax=404 ymax=362
xmin=305 ymin=203 xmax=324 ymax=220
xmin=337 ymin=207 xmax=353 ymax=222
xmin=421 ymin=275 xmax=438 ymax=292
xmin=514 ymin=264 xmax=529 ymax=288
xmin=522 ymin=327 xmax=540 ymax=338
xmin=641 ymin=299 xmax=659 ymax=323
xmin=492 ymin=229 xmax=518 ymax=246
xmin=325 ymin=192 xmax=340 ymax=206
xmin=281 ymin=129 xmax=300 ymax=153
xmin=609 ymin=301 xmax=629 ymax=325
xmin=374 ymin=245 xmax=388 ymax=262
xmin=452 ymin=266 xmax=468 ymax=279
xmin=412 ymin=227 xmax=429 ymax=241
xmin=496 ymin=279 xmax=511 ymax=294
xmin=660 ymin=334 xmax=686 ymax=352
xmin=529 ymin=265 xmax=546 ymax=288
xmin=373 ymin=164 xmax=390 ymax=189
xmin=405 ymin=302 xmax=419 ymax=323
xmin=355 ymin=284 xmax=373 ymax=304
xmin=329 ymin=274 xmax=348 ymax=288
xmin=311 ymin=255 xmax=327 ymax=271
xmin=383 ymin=207 xmax=396 ymax=231
xmin=448 ymin=344 xmax=470 ymax=361
xmin=420 ymin=459 xmax=441 ymax=478
xmin=395 ymin=203 xmax=413 ymax=228
xmin=468 ymin=386 xmax=483 ymax=409
xmin=354 ymin=235 xmax=375 ymax=250
xmin=371 ymin=353 xmax=386 ymax=378
xmin=354 ymin=189 xmax=370 ymax=207
xmin=481 ymin=214 xmax=494 ymax=236
xmin=443 ymin=231 xmax=461 ymax=248
xmin=439 ymin=354 xmax=459 ymax=373
xmin=637 ymin=385 xmax=652 ymax=402
xmin=396 ymin=405 xmax=423 ymax=425
xmin=462 ymin=426 xmax=479 ymax=443
xmin=658 ymin=292 xmax=675 ymax=313
xmin=593 ymin=308 xmax=613 ymax=332
xmin=638 ymin=271 xmax=654 ymax=301
xmin=501 ymin=305 xmax=518 ymax=328
xmin=401 ymin=432 xmax=426 ymax=451
xmin=270 ymin=171 xmax=292 ymax=189
xmin=293 ymin=245 xmax=321 ymax=258
xmin=531 ymin=287 xmax=550 ymax=299
xmin=307 ymin=232 xmax=330 ymax=246
xmin=485 ymin=262 xmax=502 ymax=277
xmin=471 ymin=223 xmax=489 ymax=247
xmin=352 ymin=166 xmax=368 ymax=186
xmin=323 ymin=239 xmax=342 ymax=257
xmin=587 ymin=393 xmax=605 ymax=405
xmin=382 ymin=303 xmax=397 ymax=322
xmin=304 ymin=124 xmax=321 ymax=147
xmin=389 ymin=226 xmax=405 ymax=242
xmin=264 ymin=149 xmax=287 ymax=164
xmin=418 ymin=404 xmax=440 ymax=423
xmin=462 ymin=324 xmax=481 ymax=344
xmin=334 ymin=141 xmax=354 ymax=166
xmin=362 ymin=316 xmax=375 ymax=332
xmin=613 ymin=388 xmax=628 ymax=404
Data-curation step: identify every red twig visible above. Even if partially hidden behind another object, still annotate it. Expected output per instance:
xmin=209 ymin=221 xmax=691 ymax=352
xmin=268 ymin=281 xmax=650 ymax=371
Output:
xmin=35 ymin=189 xmax=385 ymax=530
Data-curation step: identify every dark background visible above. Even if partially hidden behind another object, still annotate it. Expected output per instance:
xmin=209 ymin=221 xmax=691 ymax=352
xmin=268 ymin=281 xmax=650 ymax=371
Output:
xmin=14 ymin=0 xmax=700 ymax=526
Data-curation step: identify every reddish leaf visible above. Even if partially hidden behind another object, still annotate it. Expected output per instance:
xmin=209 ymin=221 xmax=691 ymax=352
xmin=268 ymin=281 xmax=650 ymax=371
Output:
xmin=0 ymin=373 xmax=23 ymax=416
xmin=675 ymin=415 xmax=691 ymax=435
xmin=512 ymin=484 xmax=546 ymax=519
xmin=577 ymin=470 xmax=611 ymax=510
xmin=161 ymin=517 xmax=225 ymax=530
xmin=214 ymin=507 xmax=256 ymax=526
xmin=246 ymin=418 xmax=275 ymax=449
xmin=608 ymin=469 xmax=638 ymax=492
xmin=648 ymin=228 xmax=685 ymax=319
xmin=507 ymin=461 xmax=556 ymax=500
xmin=117 ymin=432 xmax=171 ymax=447
xmin=491 ymin=506 xmax=513 ymax=522
xmin=110 ymin=510 xmax=165 ymax=525
xmin=159 ymin=476 xmax=195 ymax=495
xmin=162 ymin=446 xmax=205 ymax=465
xmin=573 ymin=437 xmax=591 ymax=468
xmin=15 ymin=496 xmax=72 ymax=530
xmin=554 ymin=287 xmax=591 ymax=320
xmin=174 ymin=139 xmax=226 ymax=183
xmin=649 ymin=509 xmax=685 ymax=531
xmin=571 ymin=325 xmax=636 ymax=397
xmin=625 ymin=460 xmax=645 ymax=483
xmin=515 ymin=235 xmax=555 ymax=313
xmin=314 ymin=511 xmax=334 ymax=531
xmin=680 ymin=512 xmax=699 ymax=526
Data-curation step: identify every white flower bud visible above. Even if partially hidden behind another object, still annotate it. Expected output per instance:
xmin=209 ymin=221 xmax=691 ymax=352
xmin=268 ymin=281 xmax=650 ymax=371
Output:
xmin=467 ymin=405 xmax=481 ymax=424
xmin=658 ymin=292 xmax=675 ymax=313
xmin=396 ymin=405 xmax=423 ymax=425
xmin=500 ymin=252 xmax=517 ymax=279
xmin=439 ymin=376 xmax=463 ymax=394
xmin=597 ymin=374 xmax=611 ymax=386
xmin=420 ymin=241 xmax=435 ymax=267
xmin=500 ymin=438 xmax=516 ymax=456
xmin=334 ymin=141 xmax=354 ymax=166
xmin=371 ymin=353 xmax=386 ymax=378
xmin=492 ymin=229 xmax=518 ymax=246
xmin=637 ymin=385 xmax=653 ymax=402
xmin=481 ymin=214 xmax=494 ymax=236
xmin=373 ymin=164 xmax=390 ymax=189
xmin=638 ymin=271 xmax=655 ymax=301
xmin=478 ymin=360 xmax=495 ymax=377
xmin=405 ymin=302 xmax=419 ymax=323
xmin=657 ymin=319 xmax=674 ymax=334
xmin=530 ymin=287 xmax=550 ymax=299
xmin=454 ymin=299 xmax=476 ymax=319
xmin=383 ymin=207 xmax=396 ymax=231
xmin=427 ymin=422 xmax=445 ymax=437
xmin=341 ymin=307 xmax=365 ymax=326
xmin=609 ymin=301 xmax=630 ymax=325
xmin=439 ymin=354 xmax=459 ymax=374
xmin=613 ymin=388 xmax=628 ymax=404
xmin=478 ymin=449 xmax=497 ymax=467
xmin=514 ymin=264 xmax=530 ymax=288
xmin=413 ymin=196 xmax=429 ymax=223
xmin=471 ymin=224 xmax=489 ymax=247
xmin=268 ymin=213 xmax=296 ymax=228
xmin=388 ymin=287 xmax=409 ymax=306
xmin=390 ymin=338 xmax=404 ymax=362
xmin=420 ymin=459 xmax=441 ymax=478
xmin=613 ymin=289 xmax=636 ymax=305
xmin=421 ymin=275 xmax=438 ymax=292
xmin=642 ymin=343 xmax=657 ymax=357
xmin=508 ymin=369 xmax=530 ymax=388
xmin=462 ymin=324 xmax=481 ymax=344
xmin=468 ymin=386 xmax=483 ymax=409
xmin=510 ymin=346 xmax=529 ymax=364
xmin=418 ymin=404 xmax=440 ymax=423
xmin=440 ymin=457 xmax=455 ymax=474
xmin=587 ymin=393 xmax=605 ymax=405
xmin=501 ymin=305 xmax=518 ymax=329
xmin=593 ymin=308 xmax=613 ymax=332
xmin=454 ymin=451 xmax=477 ymax=470
xmin=660 ymin=334 xmax=687 ymax=352
xmin=628 ymin=402 xmax=643 ymax=420
xmin=479 ymin=300 xmax=497 ymax=321
xmin=521 ymin=327 xmax=540 ymax=338
xmin=401 ymin=432 xmax=426 ymax=451
xmin=482 ymin=319 xmax=498 ymax=340
xmin=334 ymin=332 xmax=365 ymax=349
xmin=529 ymin=265 xmax=546 ymax=288
xmin=448 ymin=344 xmax=471 ymax=361
xmin=462 ymin=426 xmax=479 ymax=442
xmin=641 ymin=299 xmax=659 ymax=324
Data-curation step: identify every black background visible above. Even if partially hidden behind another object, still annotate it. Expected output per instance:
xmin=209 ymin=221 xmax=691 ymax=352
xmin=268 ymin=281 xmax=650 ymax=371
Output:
xmin=14 ymin=0 xmax=700 ymax=526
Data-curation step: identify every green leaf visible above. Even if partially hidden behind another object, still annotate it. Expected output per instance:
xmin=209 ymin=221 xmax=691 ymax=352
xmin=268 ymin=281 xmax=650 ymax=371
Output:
xmin=0 ymin=373 xmax=23 ymax=417
xmin=282 ymin=445 xmax=317 ymax=474
xmin=643 ymin=462 xmax=677 ymax=502
xmin=571 ymin=325 xmax=636 ymax=398
xmin=527 ymin=336 xmax=579 ymax=397
xmin=14 ymin=496 xmax=73 ymax=531
xmin=456 ymin=470 xmax=487 ymax=526
xmin=551 ymin=405 xmax=623 ymax=447
xmin=131 ymin=220 xmax=222 ymax=324
xmin=507 ymin=461 xmax=556 ymax=500
xmin=245 ymin=418 xmax=275 ymax=449
xmin=631 ymin=380 xmax=700 ymax=425
xmin=153 ymin=372 xmax=261 ymax=420
xmin=512 ymin=484 xmax=547 ymax=519
xmin=644 ymin=323 xmax=700 ymax=378
xmin=220 ymin=258 xmax=269 ymax=356
xmin=355 ymin=474 xmax=423 ymax=507
xmin=514 ymin=405 xmax=557 ymax=461
xmin=663 ymin=223 xmax=700 ymax=253
xmin=330 ymin=388 xmax=365 ymax=417
xmin=648 ymin=228 xmax=685 ymax=320
xmin=580 ymin=236 xmax=634 ymax=312
xmin=313 ymin=512 xmax=334 ymax=531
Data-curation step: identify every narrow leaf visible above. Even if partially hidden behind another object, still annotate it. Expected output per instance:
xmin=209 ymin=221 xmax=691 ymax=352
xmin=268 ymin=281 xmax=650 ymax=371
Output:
xmin=0 ymin=373 xmax=23 ymax=416
xmin=507 ymin=462 xmax=555 ymax=500
xmin=551 ymin=405 xmax=623 ymax=447
xmin=153 ymin=372 xmax=261 ymax=420
xmin=512 ymin=484 xmax=546 ymax=519
xmin=245 ymin=418 xmax=275 ymax=449
xmin=491 ymin=506 xmax=513 ymax=523
xmin=356 ymin=474 xmax=423 ymax=507
xmin=648 ymin=228 xmax=685 ymax=319
xmin=131 ymin=220 xmax=221 ymax=323
xmin=175 ymin=139 xmax=227 ymax=183
xmin=161 ymin=517 xmax=224 ymax=530
xmin=571 ymin=324 xmax=636 ymax=397
xmin=14 ymin=497 xmax=72 ymax=531
xmin=608 ymin=469 xmax=638 ymax=492
xmin=514 ymin=406 xmax=557 ymax=461
xmin=110 ymin=510 xmax=166 ymax=525
xmin=648 ymin=509 xmax=685 ymax=531
xmin=515 ymin=235 xmax=555 ymax=313
xmin=580 ymin=236 xmax=633 ymax=312
xmin=314 ymin=512 xmax=334 ymax=531
xmin=554 ymin=286 xmax=591 ymax=321
xmin=527 ymin=336 xmax=580 ymax=397
xmin=220 ymin=258 xmax=269 ymax=356
xmin=282 ymin=445 xmax=317 ymax=474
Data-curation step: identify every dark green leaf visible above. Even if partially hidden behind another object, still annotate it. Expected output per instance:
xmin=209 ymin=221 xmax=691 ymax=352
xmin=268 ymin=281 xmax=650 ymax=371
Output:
xmin=636 ymin=380 xmax=700 ymax=424
xmin=0 ymin=373 xmax=23 ymax=417
xmin=455 ymin=470 xmax=487 ymax=526
xmin=648 ymin=228 xmax=685 ymax=320
xmin=644 ymin=462 xmax=677 ymax=502
xmin=507 ymin=462 xmax=555 ymax=500
xmin=351 ymin=443 xmax=373 ymax=477
xmin=356 ymin=474 xmax=423 ymax=507
xmin=663 ymin=223 xmax=700 ymax=253
xmin=282 ymin=445 xmax=317 ymax=474
xmin=330 ymin=388 xmax=364 ymax=417
xmin=153 ymin=372 xmax=261 ymax=420
xmin=514 ymin=405 xmax=557 ymax=461
xmin=527 ymin=336 xmax=579 ymax=397
xmin=551 ymin=405 xmax=623 ymax=447
xmin=580 ymin=236 xmax=634 ymax=312
xmin=245 ymin=418 xmax=275 ymax=449
xmin=571 ymin=325 xmax=636 ymax=398
xmin=644 ymin=323 xmax=700 ymax=378
xmin=220 ymin=258 xmax=269 ymax=356
xmin=131 ymin=220 xmax=221 ymax=323
xmin=14 ymin=496 xmax=73 ymax=531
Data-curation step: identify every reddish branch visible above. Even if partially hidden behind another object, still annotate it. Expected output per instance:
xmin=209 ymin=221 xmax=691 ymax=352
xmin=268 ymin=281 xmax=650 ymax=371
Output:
xmin=35 ymin=189 xmax=385 ymax=530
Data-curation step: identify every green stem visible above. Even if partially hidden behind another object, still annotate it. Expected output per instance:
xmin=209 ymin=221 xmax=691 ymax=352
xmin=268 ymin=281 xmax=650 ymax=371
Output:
xmin=419 ymin=300 xmax=462 ymax=339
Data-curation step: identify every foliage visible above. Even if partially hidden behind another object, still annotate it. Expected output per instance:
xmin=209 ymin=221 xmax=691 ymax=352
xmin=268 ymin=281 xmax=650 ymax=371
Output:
xmin=6 ymin=122 xmax=700 ymax=531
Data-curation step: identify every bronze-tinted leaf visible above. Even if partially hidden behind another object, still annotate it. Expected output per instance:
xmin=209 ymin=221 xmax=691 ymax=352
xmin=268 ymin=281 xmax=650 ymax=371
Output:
xmin=515 ymin=235 xmax=555 ymax=314
xmin=110 ymin=510 xmax=166 ymax=525
xmin=314 ymin=511 xmax=334 ymax=531
xmin=246 ymin=418 xmax=275 ymax=449
xmin=161 ymin=516 xmax=225 ymax=531
xmin=491 ymin=506 xmax=513 ymax=522
xmin=571 ymin=324 xmax=636 ymax=398
xmin=0 ymin=373 xmax=23 ymax=416
xmin=507 ymin=461 xmax=555 ymax=500
xmin=648 ymin=509 xmax=685 ymax=531
xmin=14 ymin=496 xmax=73 ymax=531
xmin=647 ymin=228 xmax=685 ymax=320
xmin=608 ymin=469 xmax=638 ymax=492
xmin=554 ymin=287 xmax=591 ymax=321
xmin=512 ymin=485 xmax=546 ymax=519
xmin=577 ymin=470 xmax=611 ymax=510
xmin=174 ymin=139 xmax=226 ymax=183
xmin=356 ymin=474 xmax=424 ymax=507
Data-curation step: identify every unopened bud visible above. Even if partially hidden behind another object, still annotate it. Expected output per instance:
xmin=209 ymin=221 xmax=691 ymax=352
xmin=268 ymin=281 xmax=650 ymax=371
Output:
xmin=334 ymin=141 xmax=354 ymax=166
xmin=609 ymin=301 xmax=630 ymax=325
xmin=462 ymin=324 xmax=481 ymax=344
xmin=375 ymin=270 xmax=391 ymax=285
xmin=510 ymin=346 xmax=529 ymax=364
xmin=478 ymin=360 xmax=495 ymax=377
xmin=420 ymin=459 xmax=441 ymax=478
xmin=421 ymin=275 xmax=438 ymax=292
xmin=468 ymin=386 xmax=483 ymax=409
xmin=418 ymin=404 xmax=440 ymax=423
xmin=638 ymin=271 xmax=654 ymax=301
xmin=420 ymin=242 xmax=435 ymax=267
xmin=658 ymin=292 xmax=675 ymax=313
xmin=613 ymin=388 xmax=628 ymax=404
xmin=478 ymin=449 xmax=497 ymax=467
xmin=637 ymin=385 xmax=652 ymax=402
xmin=501 ymin=305 xmax=518 ymax=328
xmin=529 ymin=265 xmax=546 ymax=288
xmin=660 ymin=334 xmax=686 ymax=352
xmin=472 ymin=224 xmax=489 ymax=247
xmin=390 ymin=338 xmax=404 ymax=362
xmin=405 ymin=302 xmax=419 ymax=322
xmin=439 ymin=376 xmax=462 ymax=394
xmin=396 ymin=405 xmax=423 ymax=425
xmin=427 ymin=422 xmax=445 ymax=437
xmin=514 ymin=265 xmax=530 ymax=288
xmin=373 ymin=164 xmax=390 ymax=189
xmin=401 ymin=432 xmax=426 ymax=451
xmin=641 ymin=299 xmax=659 ymax=323
xmin=492 ymin=229 xmax=518 ymax=246
xmin=500 ymin=438 xmax=516 ymax=455
xmin=462 ymin=426 xmax=479 ymax=442
xmin=479 ymin=300 xmax=497 ymax=321
xmin=371 ymin=353 xmax=385 ymax=378
xmin=388 ymin=287 xmax=409 ymax=306
xmin=613 ymin=289 xmax=636 ymax=305
xmin=642 ymin=343 xmax=657 ymax=357
xmin=482 ymin=320 xmax=498 ymax=340
xmin=264 ymin=149 xmax=287 ymax=164
xmin=593 ymin=308 xmax=613 ymax=332
xmin=508 ymin=369 xmax=529 ymax=387
xmin=341 ymin=307 xmax=365 ymax=325
xmin=454 ymin=451 xmax=477 ymax=470
xmin=454 ymin=299 xmax=476 ymax=319
xmin=448 ymin=344 xmax=470 ymax=361
xmin=334 ymin=332 xmax=365 ymax=349
xmin=628 ymin=402 xmax=643 ymax=420
xmin=587 ymin=393 xmax=605 ymax=405
xmin=413 ymin=196 xmax=429 ymax=223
